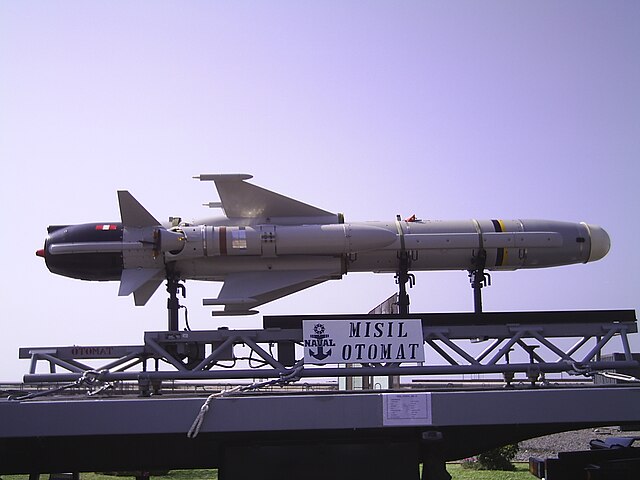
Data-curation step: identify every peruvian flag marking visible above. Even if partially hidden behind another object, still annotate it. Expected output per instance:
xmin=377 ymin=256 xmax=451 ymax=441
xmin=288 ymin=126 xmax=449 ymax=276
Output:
xmin=96 ymin=224 xmax=118 ymax=231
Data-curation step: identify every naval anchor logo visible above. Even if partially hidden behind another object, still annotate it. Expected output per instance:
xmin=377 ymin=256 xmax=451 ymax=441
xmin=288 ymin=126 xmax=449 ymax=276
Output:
xmin=307 ymin=323 xmax=335 ymax=361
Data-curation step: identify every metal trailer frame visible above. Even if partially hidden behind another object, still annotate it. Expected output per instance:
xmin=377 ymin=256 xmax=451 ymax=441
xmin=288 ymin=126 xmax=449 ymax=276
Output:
xmin=20 ymin=310 xmax=638 ymax=388
xmin=5 ymin=309 xmax=640 ymax=480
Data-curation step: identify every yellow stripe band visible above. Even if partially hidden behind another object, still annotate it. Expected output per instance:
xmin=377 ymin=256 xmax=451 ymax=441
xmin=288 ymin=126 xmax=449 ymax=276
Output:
xmin=492 ymin=219 xmax=507 ymax=267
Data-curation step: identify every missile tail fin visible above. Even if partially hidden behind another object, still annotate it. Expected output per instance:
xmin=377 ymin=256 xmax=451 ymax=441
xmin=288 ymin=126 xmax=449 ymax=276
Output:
xmin=118 ymin=191 xmax=161 ymax=228
xmin=119 ymin=268 xmax=164 ymax=306
xmin=133 ymin=276 xmax=165 ymax=306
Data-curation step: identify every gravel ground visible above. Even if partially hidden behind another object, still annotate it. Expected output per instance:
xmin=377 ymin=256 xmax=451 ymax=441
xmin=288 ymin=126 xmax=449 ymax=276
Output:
xmin=516 ymin=426 xmax=640 ymax=461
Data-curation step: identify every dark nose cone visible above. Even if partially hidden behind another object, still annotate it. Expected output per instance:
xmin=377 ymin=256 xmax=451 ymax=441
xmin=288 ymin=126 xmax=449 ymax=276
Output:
xmin=41 ymin=223 xmax=124 ymax=281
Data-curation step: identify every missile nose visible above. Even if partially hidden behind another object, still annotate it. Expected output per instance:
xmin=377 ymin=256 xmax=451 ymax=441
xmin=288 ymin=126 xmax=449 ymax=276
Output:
xmin=584 ymin=223 xmax=611 ymax=262
xmin=36 ymin=248 xmax=45 ymax=258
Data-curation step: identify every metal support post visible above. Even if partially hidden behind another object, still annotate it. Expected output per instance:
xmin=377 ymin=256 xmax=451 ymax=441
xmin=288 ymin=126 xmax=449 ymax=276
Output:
xmin=421 ymin=431 xmax=450 ymax=480
xmin=468 ymin=249 xmax=490 ymax=313
xmin=166 ymin=276 xmax=186 ymax=332
xmin=396 ymin=251 xmax=415 ymax=316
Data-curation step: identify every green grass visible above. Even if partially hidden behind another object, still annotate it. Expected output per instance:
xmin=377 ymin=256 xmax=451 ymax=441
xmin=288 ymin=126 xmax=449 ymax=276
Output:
xmin=156 ymin=472 xmax=218 ymax=480
xmin=447 ymin=463 xmax=532 ymax=479
xmin=1 ymin=465 xmax=533 ymax=479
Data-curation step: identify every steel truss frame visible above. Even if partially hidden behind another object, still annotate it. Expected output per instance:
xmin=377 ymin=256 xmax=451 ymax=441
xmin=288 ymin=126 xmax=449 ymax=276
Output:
xmin=20 ymin=310 xmax=638 ymax=388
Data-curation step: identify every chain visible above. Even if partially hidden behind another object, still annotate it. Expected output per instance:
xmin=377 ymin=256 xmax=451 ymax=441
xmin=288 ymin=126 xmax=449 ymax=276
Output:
xmin=187 ymin=366 xmax=304 ymax=439
xmin=9 ymin=369 xmax=113 ymax=401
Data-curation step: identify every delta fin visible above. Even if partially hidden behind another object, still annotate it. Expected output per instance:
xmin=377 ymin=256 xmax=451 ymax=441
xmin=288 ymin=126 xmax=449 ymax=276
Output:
xmin=119 ymin=268 xmax=165 ymax=306
xmin=118 ymin=191 xmax=162 ymax=228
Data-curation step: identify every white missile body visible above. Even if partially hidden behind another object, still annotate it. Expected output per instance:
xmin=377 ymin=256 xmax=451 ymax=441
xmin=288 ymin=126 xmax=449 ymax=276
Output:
xmin=38 ymin=174 xmax=610 ymax=314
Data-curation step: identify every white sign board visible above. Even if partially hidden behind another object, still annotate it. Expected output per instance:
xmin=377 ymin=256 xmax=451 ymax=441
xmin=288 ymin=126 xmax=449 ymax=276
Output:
xmin=303 ymin=319 xmax=424 ymax=364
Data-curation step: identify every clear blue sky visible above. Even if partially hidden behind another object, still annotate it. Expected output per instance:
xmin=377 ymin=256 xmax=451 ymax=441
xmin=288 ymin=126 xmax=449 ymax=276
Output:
xmin=1 ymin=2 xmax=638 ymax=381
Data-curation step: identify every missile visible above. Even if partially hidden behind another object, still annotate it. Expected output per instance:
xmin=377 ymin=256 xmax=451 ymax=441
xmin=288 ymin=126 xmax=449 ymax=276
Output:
xmin=36 ymin=174 xmax=610 ymax=315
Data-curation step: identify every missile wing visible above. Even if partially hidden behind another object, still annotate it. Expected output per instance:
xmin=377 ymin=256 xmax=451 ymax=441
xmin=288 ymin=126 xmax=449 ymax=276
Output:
xmin=194 ymin=174 xmax=341 ymax=224
xmin=202 ymin=270 xmax=339 ymax=315
xmin=37 ymin=174 xmax=611 ymax=316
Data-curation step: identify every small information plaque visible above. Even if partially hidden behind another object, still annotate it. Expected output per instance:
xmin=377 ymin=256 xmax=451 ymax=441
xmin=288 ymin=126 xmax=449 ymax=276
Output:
xmin=382 ymin=393 xmax=432 ymax=426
